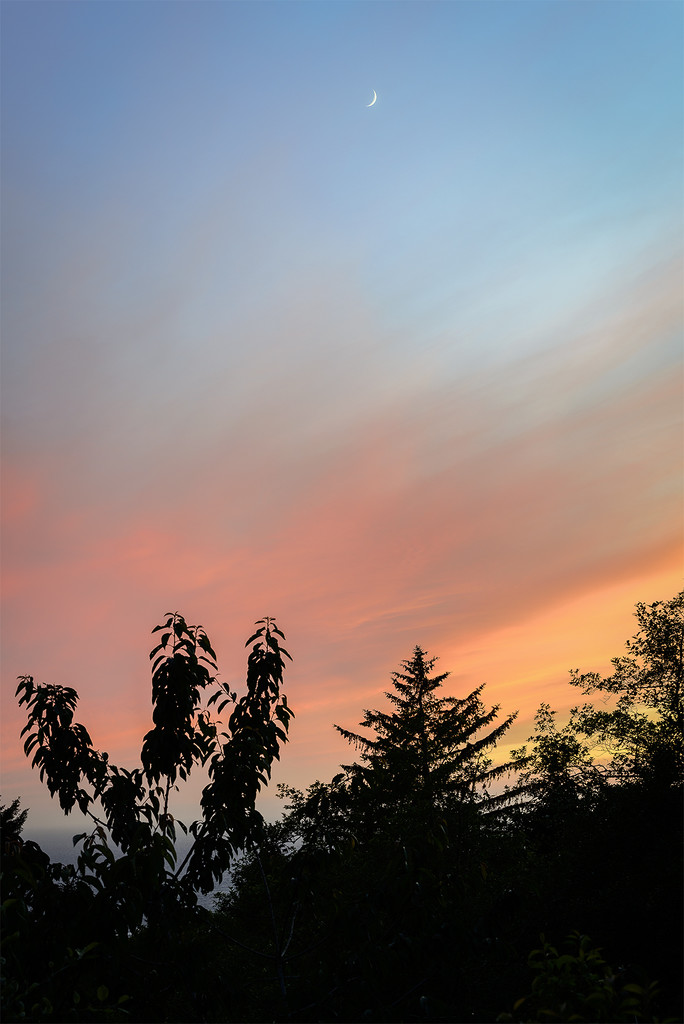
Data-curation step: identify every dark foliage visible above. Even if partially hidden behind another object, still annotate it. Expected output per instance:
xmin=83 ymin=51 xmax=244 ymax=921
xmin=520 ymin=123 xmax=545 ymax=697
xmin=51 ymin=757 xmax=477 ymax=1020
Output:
xmin=3 ymin=593 xmax=682 ymax=1023
xmin=1 ymin=798 xmax=29 ymax=849
xmin=2 ymin=614 xmax=292 ymax=1022
xmin=211 ymin=597 xmax=682 ymax=1022
xmin=334 ymin=645 xmax=530 ymax=815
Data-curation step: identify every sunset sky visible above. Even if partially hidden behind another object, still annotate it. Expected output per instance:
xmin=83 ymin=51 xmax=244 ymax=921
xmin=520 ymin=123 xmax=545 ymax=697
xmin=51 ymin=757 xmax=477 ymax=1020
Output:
xmin=2 ymin=0 xmax=682 ymax=834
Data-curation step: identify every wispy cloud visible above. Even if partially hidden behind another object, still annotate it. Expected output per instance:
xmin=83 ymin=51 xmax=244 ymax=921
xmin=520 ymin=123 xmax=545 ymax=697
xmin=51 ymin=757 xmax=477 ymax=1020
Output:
xmin=3 ymin=249 xmax=680 ymax=815
xmin=2 ymin=0 xmax=681 ymax=826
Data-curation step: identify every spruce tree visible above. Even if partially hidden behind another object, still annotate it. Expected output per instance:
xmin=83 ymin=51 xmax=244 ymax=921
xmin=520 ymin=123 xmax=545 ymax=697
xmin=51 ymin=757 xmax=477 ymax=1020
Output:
xmin=334 ymin=646 xmax=524 ymax=812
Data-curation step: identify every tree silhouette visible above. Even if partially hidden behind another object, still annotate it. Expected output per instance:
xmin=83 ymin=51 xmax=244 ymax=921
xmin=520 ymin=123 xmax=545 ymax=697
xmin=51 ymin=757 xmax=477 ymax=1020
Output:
xmin=335 ymin=645 xmax=526 ymax=813
xmin=16 ymin=613 xmax=293 ymax=897
xmin=6 ymin=600 xmax=681 ymax=1023
xmin=568 ymin=589 xmax=684 ymax=789
xmin=4 ymin=614 xmax=293 ymax=1022
xmin=214 ymin=646 xmax=532 ymax=1021
xmin=0 ymin=797 xmax=28 ymax=851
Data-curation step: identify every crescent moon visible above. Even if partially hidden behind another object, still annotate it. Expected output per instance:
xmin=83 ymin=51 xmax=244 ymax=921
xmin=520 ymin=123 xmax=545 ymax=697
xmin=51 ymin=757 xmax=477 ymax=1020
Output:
xmin=366 ymin=90 xmax=377 ymax=107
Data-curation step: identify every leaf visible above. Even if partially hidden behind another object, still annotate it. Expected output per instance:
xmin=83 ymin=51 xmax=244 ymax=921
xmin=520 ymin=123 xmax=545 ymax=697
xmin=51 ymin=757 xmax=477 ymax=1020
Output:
xmin=97 ymin=985 xmax=109 ymax=1002
xmin=151 ymin=617 xmax=172 ymax=633
xmin=23 ymin=736 xmax=39 ymax=756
